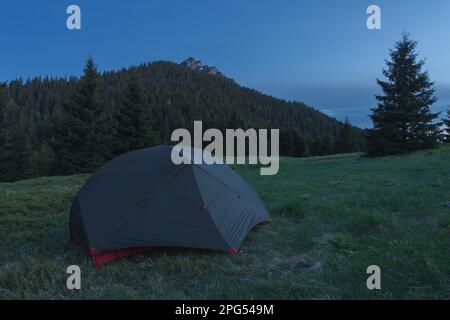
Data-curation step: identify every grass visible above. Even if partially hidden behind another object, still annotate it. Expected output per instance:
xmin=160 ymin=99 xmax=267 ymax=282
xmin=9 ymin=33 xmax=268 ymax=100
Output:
xmin=1 ymin=146 xmax=450 ymax=299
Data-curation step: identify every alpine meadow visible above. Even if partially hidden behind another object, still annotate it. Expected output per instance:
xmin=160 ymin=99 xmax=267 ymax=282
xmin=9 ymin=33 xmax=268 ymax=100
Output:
xmin=1 ymin=148 xmax=450 ymax=299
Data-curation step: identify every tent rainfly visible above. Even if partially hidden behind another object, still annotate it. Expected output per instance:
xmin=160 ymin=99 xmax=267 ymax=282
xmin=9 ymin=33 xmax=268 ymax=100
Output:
xmin=70 ymin=145 xmax=271 ymax=268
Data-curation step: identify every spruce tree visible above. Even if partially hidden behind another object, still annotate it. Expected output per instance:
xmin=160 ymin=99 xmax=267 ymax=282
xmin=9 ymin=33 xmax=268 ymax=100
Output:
xmin=3 ymin=124 xmax=33 ymax=182
xmin=53 ymin=57 xmax=112 ymax=174
xmin=293 ymin=131 xmax=307 ymax=157
xmin=159 ymin=117 xmax=171 ymax=144
xmin=280 ymin=129 xmax=295 ymax=156
xmin=0 ymin=83 xmax=6 ymax=126
xmin=443 ymin=107 xmax=450 ymax=143
xmin=336 ymin=118 xmax=357 ymax=153
xmin=0 ymin=83 xmax=8 ymax=181
xmin=311 ymin=139 xmax=325 ymax=156
xmin=367 ymin=33 xmax=440 ymax=156
xmin=34 ymin=143 xmax=56 ymax=176
xmin=226 ymin=108 xmax=245 ymax=129
xmin=114 ymin=76 xmax=159 ymax=156
xmin=282 ymin=129 xmax=307 ymax=157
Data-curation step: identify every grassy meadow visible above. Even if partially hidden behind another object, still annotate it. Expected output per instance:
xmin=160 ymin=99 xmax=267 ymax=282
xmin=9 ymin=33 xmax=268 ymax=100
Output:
xmin=1 ymin=146 xmax=450 ymax=299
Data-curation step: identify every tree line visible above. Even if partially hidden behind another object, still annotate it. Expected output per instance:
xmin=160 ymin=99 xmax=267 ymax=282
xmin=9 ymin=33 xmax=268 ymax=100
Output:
xmin=0 ymin=58 xmax=364 ymax=182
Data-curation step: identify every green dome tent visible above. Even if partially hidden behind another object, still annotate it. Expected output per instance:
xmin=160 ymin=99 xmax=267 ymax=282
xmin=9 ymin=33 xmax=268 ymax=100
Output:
xmin=70 ymin=145 xmax=271 ymax=268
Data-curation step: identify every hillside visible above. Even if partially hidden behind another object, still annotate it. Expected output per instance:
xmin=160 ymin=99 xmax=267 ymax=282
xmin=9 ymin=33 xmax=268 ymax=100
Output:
xmin=1 ymin=147 xmax=449 ymax=299
xmin=3 ymin=58 xmax=365 ymax=158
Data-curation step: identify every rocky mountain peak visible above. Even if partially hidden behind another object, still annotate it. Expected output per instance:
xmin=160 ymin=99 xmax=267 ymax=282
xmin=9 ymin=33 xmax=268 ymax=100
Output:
xmin=180 ymin=57 xmax=225 ymax=77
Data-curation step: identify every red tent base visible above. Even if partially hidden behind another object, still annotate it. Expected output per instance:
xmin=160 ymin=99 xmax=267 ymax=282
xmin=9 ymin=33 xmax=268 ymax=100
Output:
xmin=71 ymin=239 xmax=241 ymax=269
xmin=91 ymin=247 xmax=159 ymax=269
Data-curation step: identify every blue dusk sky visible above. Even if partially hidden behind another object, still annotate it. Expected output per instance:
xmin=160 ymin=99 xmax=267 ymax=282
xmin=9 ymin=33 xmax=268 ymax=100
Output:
xmin=0 ymin=0 xmax=449 ymax=127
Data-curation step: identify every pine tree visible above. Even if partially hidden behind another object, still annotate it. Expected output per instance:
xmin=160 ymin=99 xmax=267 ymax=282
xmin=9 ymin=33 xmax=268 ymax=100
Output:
xmin=114 ymin=76 xmax=159 ymax=156
xmin=443 ymin=107 xmax=450 ymax=143
xmin=367 ymin=33 xmax=440 ymax=156
xmin=53 ymin=57 xmax=112 ymax=174
xmin=336 ymin=118 xmax=357 ymax=153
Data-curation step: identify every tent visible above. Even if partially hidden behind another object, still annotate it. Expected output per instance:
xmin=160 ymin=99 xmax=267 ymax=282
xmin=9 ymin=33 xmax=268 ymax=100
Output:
xmin=70 ymin=145 xmax=271 ymax=268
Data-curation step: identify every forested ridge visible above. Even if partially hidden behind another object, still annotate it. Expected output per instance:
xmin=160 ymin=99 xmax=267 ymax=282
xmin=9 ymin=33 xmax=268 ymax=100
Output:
xmin=0 ymin=58 xmax=364 ymax=181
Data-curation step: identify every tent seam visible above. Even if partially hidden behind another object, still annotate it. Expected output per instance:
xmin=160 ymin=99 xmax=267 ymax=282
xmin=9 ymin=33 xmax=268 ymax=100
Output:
xmin=194 ymin=164 xmax=269 ymax=217
xmin=191 ymin=165 xmax=233 ymax=250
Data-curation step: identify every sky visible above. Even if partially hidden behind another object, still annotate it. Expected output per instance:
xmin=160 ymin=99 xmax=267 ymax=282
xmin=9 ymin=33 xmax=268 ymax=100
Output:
xmin=0 ymin=0 xmax=449 ymax=127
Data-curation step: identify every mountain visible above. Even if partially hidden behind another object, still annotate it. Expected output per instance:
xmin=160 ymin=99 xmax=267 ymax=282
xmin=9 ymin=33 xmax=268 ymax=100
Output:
xmin=2 ymin=58 xmax=365 ymax=170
